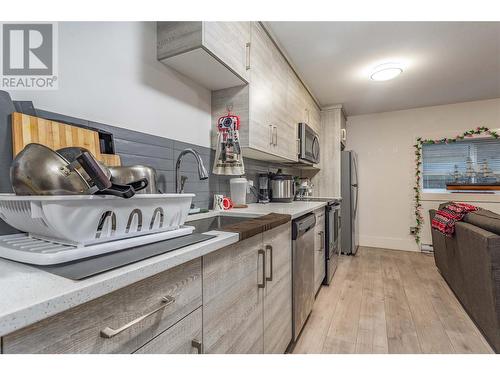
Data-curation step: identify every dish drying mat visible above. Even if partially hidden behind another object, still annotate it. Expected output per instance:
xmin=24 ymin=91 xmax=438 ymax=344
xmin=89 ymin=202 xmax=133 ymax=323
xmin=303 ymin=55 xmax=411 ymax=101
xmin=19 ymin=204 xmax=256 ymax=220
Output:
xmin=32 ymin=233 xmax=215 ymax=280
xmin=0 ymin=226 xmax=196 ymax=265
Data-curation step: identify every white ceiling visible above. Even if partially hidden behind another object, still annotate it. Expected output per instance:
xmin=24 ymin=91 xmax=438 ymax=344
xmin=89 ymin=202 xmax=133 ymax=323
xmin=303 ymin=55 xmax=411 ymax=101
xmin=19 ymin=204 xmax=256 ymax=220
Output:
xmin=265 ymin=22 xmax=500 ymax=116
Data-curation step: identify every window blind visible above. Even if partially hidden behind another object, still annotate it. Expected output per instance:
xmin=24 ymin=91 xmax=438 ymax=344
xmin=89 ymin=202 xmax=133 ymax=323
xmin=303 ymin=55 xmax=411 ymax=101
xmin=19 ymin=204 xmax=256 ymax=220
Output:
xmin=422 ymin=138 xmax=500 ymax=189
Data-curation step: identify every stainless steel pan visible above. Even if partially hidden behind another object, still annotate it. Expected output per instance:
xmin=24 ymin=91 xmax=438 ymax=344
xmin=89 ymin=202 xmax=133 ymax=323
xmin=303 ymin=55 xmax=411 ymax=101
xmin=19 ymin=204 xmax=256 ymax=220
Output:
xmin=57 ymin=147 xmax=149 ymax=195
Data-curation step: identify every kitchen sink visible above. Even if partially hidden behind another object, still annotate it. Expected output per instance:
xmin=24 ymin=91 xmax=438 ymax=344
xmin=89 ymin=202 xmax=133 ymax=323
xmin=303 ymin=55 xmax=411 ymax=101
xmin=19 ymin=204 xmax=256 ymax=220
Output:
xmin=188 ymin=215 xmax=251 ymax=233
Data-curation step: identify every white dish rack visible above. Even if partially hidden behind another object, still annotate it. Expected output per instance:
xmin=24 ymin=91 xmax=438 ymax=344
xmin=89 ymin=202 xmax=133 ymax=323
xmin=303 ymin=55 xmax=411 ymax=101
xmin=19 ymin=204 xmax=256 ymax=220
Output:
xmin=0 ymin=193 xmax=195 ymax=247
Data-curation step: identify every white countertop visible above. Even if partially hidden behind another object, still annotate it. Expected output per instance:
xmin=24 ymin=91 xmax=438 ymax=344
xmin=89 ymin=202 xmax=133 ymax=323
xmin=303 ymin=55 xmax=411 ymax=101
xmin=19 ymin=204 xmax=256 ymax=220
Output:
xmin=186 ymin=201 xmax=330 ymax=222
xmin=0 ymin=200 xmax=328 ymax=337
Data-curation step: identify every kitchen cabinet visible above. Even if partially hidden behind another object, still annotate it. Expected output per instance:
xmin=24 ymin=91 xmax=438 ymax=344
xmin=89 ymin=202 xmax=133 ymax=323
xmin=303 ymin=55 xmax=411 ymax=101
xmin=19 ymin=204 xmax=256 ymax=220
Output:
xmin=212 ymin=22 xmax=317 ymax=163
xmin=202 ymin=233 xmax=265 ymax=353
xmin=263 ymin=224 xmax=293 ymax=353
xmin=135 ymin=307 xmax=202 ymax=354
xmin=2 ymin=259 xmax=202 ymax=354
xmin=306 ymin=94 xmax=321 ymax=135
xmin=157 ymin=22 xmax=250 ymax=90
xmin=246 ymin=21 xmax=296 ymax=162
xmin=203 ymin=223 xmax=292 ymax=354
xmin=287 ymin=72 xmax=321 ymax=135
xmin=159 ymin=21 xmax=320 ymax=164
xmin=313 ymin=208 xmax=326 ymax=293
xmin=314 ymin=105 xmax=343 ymax=197
xmin=246 ymin=21 xmax=275 ymax=156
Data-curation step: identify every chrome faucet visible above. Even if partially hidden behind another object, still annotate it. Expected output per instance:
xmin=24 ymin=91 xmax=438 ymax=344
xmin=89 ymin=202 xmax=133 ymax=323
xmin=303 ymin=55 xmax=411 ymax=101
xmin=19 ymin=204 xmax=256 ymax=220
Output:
xmin=175 ymin=148 xmax=209 ymax=193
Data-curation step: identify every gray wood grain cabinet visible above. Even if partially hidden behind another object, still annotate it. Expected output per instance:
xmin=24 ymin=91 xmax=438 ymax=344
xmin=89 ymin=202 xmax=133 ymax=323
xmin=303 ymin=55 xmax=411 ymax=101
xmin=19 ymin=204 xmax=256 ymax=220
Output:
xmin=211 ymin=22 xmax=301 ymax=163
xmin=157 ymin=22 xmax=251 ymax=90
xmin=263 ymin=224 xmax=293 ymax=353
xmin=135 ymin=307 xmax=202 ymax=354
xmin=203 ymin=223 xmax=292 ymax=353
xmin=313 ymin=208 xmax=326 ymax=294
xmin=210 ymin=22 xmax=322 ymax=163
xmin=2 ymin=259 xmax=202 ymax=354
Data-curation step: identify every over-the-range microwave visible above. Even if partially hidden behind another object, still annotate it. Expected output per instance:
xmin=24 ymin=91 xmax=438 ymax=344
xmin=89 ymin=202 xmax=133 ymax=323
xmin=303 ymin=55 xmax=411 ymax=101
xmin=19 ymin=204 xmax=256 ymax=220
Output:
xmin=298 ymin=123 xmax=320 ymax=164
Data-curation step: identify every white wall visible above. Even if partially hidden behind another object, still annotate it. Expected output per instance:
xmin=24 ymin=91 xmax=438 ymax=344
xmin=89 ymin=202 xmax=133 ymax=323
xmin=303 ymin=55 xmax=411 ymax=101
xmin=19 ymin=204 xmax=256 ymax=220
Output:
xmin=346 ymin=98 xmax=500 ymax=252
xmin=9 ymin=22 xmax=212 ymax=147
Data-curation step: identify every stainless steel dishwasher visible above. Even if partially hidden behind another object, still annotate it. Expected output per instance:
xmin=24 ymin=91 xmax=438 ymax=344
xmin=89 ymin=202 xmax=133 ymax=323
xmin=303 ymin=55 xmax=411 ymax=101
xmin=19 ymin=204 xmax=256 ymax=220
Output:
xmin=292 ymin=212 xmax=316 ymax=341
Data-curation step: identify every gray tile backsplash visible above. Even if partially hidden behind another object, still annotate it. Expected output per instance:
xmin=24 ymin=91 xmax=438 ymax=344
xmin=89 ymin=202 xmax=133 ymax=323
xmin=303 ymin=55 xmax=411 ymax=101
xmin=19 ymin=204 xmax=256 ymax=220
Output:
xmin=0 ymin=105 xmax=299 ymax=235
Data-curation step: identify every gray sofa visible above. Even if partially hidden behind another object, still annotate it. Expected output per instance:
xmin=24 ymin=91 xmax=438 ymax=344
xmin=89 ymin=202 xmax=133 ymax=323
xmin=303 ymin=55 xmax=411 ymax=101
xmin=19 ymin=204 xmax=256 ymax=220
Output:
xmin=429 ymin=206 xmax=500 ymax=353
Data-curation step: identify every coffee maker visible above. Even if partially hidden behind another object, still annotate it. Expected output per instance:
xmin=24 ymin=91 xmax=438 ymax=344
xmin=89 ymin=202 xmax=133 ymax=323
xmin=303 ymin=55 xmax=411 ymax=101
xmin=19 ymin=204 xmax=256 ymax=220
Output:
xmin=258 ymin=173 xmax=270 ymax=203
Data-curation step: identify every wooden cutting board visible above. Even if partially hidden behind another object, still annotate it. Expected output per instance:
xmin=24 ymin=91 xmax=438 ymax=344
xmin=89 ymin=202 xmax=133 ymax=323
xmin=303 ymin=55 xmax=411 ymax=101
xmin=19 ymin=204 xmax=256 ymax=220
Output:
xmin=11 ymin=112 xmax=121 ymax=166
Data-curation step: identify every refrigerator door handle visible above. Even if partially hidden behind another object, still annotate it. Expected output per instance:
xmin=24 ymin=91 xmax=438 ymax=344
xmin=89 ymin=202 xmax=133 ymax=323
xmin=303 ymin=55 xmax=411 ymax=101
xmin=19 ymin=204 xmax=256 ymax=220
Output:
xmin=352 ymin=154 xmax=359 ymax=219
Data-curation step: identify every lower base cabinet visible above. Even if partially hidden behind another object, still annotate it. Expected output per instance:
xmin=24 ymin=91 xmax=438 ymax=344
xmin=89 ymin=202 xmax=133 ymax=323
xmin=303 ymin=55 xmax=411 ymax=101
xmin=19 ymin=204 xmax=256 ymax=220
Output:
xmin=202 ymin=233 xmax=264 ymax=353
xmin=2 ymin=259 xmax=202 ymax=354
xmin=202 ymin=223 xmax=292 ymax=354
xmin=263 ymin=224 xmax=292 ymax=354
xmin=135 ymin=307 xmax=202 ymax=354
xmin=1 ymin=225 xmax=294 ymax=354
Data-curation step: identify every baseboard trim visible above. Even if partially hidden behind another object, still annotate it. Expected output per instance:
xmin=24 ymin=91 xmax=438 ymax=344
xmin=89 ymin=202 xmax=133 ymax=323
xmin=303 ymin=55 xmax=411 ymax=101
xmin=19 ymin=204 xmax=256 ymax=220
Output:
xmin=359 ymin=235 xmax=420 ymax=252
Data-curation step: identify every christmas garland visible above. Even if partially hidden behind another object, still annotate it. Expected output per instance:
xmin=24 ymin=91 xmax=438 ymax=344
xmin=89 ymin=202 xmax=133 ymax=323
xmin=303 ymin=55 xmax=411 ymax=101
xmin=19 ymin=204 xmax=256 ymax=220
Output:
xmin=413 ymin=126 xmax=499 ymax=244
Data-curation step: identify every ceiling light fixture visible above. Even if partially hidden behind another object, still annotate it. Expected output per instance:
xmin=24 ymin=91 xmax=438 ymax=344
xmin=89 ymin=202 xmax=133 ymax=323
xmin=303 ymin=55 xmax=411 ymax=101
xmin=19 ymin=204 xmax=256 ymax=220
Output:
xmin=370 ymin=63 xmax=403 ymax=81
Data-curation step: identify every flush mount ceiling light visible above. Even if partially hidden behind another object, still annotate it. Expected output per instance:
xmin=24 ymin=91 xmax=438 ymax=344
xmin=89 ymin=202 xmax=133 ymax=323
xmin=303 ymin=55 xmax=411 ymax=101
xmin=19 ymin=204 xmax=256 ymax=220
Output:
xmin=370 ymin=63 xmax=403 ymax=81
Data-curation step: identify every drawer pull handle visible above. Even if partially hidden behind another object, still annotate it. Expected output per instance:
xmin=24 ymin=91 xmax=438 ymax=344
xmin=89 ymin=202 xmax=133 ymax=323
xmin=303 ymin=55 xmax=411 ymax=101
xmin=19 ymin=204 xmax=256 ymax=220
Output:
xmin=265 ymin=244 xmax=273 ymax=282
xmin=191 ymin=339 xmax=203 ymax=354
xmin=100 ymin=295 xmax=175 ymax=339
xmin=318 ymin=231 xmax=324 ymax=251
xmin=258 ymin=249 xmax=266 ymax=288
xmin=245 ymin=42 xmax=251 ymax=70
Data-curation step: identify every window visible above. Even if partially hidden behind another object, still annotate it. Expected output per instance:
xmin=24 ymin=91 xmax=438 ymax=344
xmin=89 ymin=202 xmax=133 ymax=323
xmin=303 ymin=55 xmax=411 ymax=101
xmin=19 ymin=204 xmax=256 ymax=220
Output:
xmin=422 ymin=138 xmax=500 ymax=189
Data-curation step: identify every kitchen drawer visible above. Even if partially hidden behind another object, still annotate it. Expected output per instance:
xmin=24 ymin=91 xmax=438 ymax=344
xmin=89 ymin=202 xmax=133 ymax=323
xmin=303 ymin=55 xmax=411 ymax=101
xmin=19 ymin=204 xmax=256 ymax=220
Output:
xmin=3 ymin=259 xmax=202 ymax=354
xmin=135 ymin=307 xmax=202 ymax=354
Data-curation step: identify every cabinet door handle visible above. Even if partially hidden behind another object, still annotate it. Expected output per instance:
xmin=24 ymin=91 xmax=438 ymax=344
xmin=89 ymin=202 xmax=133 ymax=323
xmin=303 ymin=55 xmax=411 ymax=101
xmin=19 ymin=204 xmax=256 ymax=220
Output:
xmin=258 ymin=249 xmax=266 ymax=288
xmin=246 ymin=42 xmax=251 ymax=70
xmin=269 ymin=125 xmax=274 ymax=146
xmin=297 ymin=138 xmax=300 ymax=155
xmin=100 ymin=295 xmax=175 ymax=339
xmin=265 ymin=244 xmax=273 ymax=282
xmin=318 ymin=231 xmax=324 ymax=251
xmin=191 ymin=339 xmax=203 ymax=354
xmin=273 ymin=126 xmax=278 ymax=146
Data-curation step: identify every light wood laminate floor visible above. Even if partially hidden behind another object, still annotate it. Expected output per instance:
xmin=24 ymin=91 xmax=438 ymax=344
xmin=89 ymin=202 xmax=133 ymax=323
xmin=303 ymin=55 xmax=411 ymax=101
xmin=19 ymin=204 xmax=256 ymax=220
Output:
xmin=293 ymin=247 xmax=494 ymax=354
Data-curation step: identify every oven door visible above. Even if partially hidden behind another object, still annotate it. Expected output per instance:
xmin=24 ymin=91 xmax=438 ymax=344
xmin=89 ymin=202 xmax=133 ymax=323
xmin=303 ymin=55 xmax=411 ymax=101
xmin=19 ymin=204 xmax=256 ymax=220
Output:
xmin=299 ymin=123 xmax=320 ymax=164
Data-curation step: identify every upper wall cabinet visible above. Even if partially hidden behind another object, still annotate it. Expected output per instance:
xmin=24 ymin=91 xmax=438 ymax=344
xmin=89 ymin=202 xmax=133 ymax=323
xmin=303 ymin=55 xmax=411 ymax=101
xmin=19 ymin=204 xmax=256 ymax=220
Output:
xmin=211 ymin=22 xmax=321 ymax=163
xmin=157 ymin=22 xmax=251 ymax=90
xmin=161 ymin=21 xmax=321 ymax=163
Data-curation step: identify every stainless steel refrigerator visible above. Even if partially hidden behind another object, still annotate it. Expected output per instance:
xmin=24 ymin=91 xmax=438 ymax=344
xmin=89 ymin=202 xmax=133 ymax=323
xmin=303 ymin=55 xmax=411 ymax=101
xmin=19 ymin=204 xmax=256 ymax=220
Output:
xmin=341 ymin=150 xmax=359 ymax=255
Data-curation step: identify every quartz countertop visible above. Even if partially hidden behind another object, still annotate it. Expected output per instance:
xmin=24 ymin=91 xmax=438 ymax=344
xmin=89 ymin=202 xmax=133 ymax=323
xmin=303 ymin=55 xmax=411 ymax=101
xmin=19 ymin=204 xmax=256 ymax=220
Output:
xmin=0 ymin=200 xmax=329 ymax=337
xmin=185 ymin=201 xmax=329 ymax=222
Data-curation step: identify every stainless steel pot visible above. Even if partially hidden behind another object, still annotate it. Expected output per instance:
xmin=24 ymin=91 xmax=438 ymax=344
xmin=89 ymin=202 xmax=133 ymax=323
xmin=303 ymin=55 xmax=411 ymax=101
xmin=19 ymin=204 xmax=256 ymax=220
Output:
xmin=11 ymin=144 xmax=142 ymax=198
xmin=108 ymin=165 xmax=158 ymax=194
xmin=270 ymin=170 xmax=295 ymax=203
